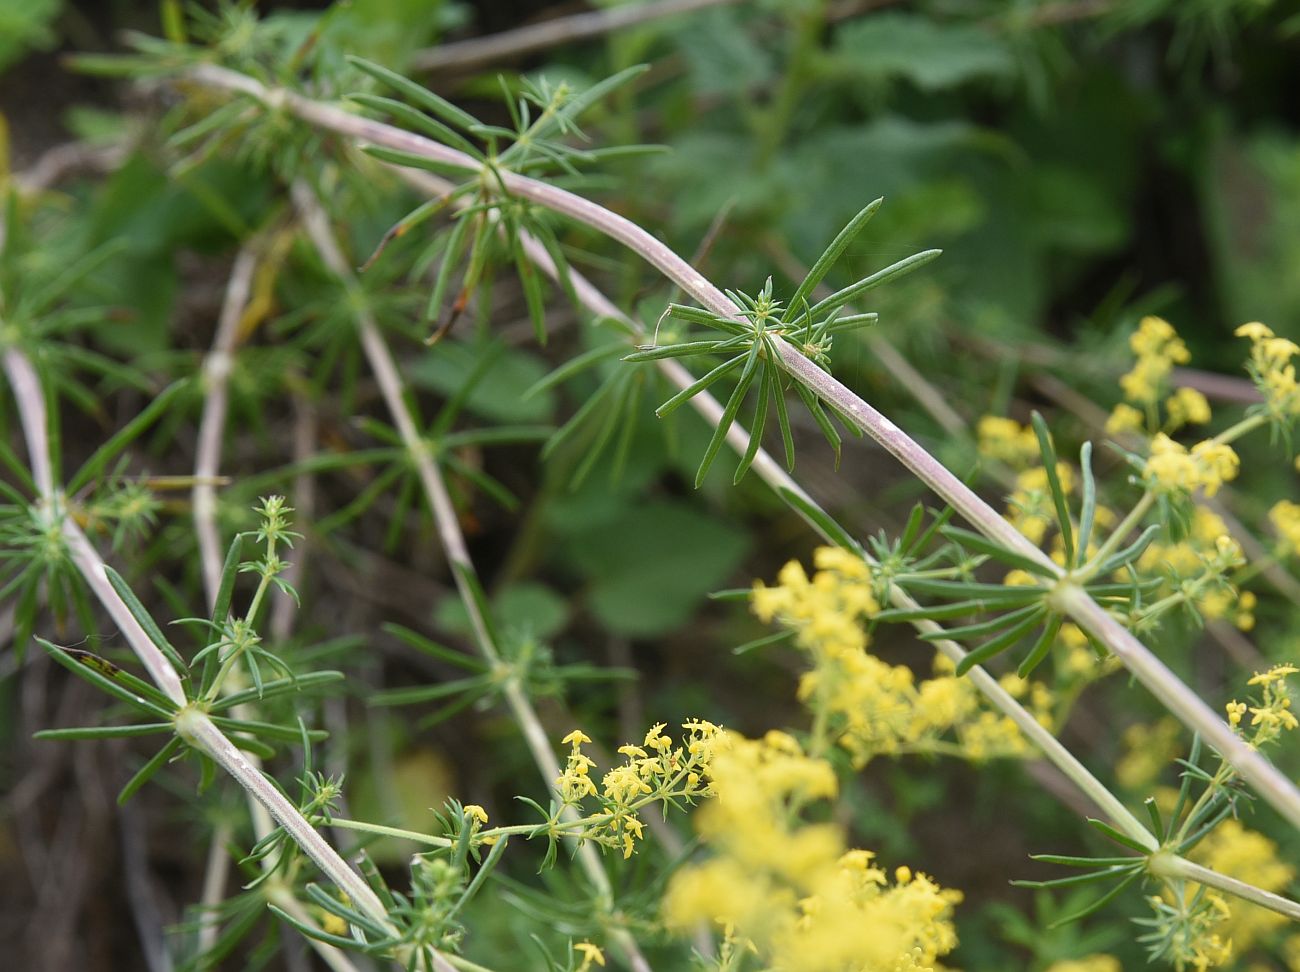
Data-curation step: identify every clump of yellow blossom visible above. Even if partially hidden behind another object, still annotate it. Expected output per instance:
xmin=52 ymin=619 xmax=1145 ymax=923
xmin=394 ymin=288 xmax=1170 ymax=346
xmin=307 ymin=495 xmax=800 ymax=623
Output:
xmin=1044 ymin=956 xmax=1122 ymax=972
xmin=1106 ymin=402 xmax=1146 ymax=436
xmin=1143 ymin=434 xmax=1240 ymax=498
xmin=1269 ymin=500 xmax=1300 ymax=554
xmin=752 ymin=549 xmax=1050 ymax=765
xmin=1121 ymin=316 xmax=1191 ymax=405
xmin=977 ymin=415 xmax=1041 ymax=467
xmin=1166 ymin=387 xmax=1212 ymax=429
xmin=1236 ymin=322 xmax=1300 ymax=423
xmin=573 ymin=941 xmax=605 ymax=971
xmin=662 ymin=732 xmax=962 ymax=972
xmin=1191 ymin=820 xmax=1296 ymax=956
xmin=554 ymin=721 xmax=721 ymax=858
xmin=1145 ymin=889 xmax=1234 ymax=971
xmin=1104 ymin=317 xmax=1216 ymax=439
xmin=1227 ymin=664 xmax=1299 ymax=748
xmin=1116 ymin=717 xmax=1182 ymax=791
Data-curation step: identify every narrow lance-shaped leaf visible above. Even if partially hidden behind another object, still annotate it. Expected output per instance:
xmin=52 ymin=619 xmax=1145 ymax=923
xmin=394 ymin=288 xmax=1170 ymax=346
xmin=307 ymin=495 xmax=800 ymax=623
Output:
xmin=38 ymin=639 xmax=176 ymax=719
xmin=347 ymin=92 xmax=479 ymax=156
xmin=955 ymin=606 xmax=1047 ymax=676
xmin=920 ymin=601 xmax=1044 ymax=643
xmin=733 ymin=354 xmax=771 ymax=484
xmin=776 ymin=486 xmax=861 ymax=554
xmin=769 ymin=367 xmax=796 ymax=471
xmin=541 ymin=369 xmax=623 ymax=460
xmin=939 ymin=525 xmax=1059 ymax=578
xmin=695 ymin=342 xmax=761 ymax=488
xmin=346 ymin=55 xmax=482 ymax=132
xmin=807 ymin=249 xmax=942 ymax=318
xmin=653 ymin=352 xmax=746 ymax=418
xmin=119 ymin=736 xmax=185 ymax=805
xmin=1047 ymin=868 xmax=1143 ymax=929
xmin=1091 ymin=524 xmax=1162 ymax=578
xmin=794 ymin=381 xmax=841 ymax=465
xmin=1076 ymin=441 xmax=1098 ymax=569
xmin=1031 ymin=411 xmax=1074 ymax=565
xmin=1017 ymin=612 xmax=1064 ymax=678
xmin=784 ymin=197 xmax=883 ymax=320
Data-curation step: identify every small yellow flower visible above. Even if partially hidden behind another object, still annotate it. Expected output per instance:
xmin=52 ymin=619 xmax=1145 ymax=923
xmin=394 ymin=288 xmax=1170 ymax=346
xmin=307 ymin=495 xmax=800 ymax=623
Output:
xmin=462 ymin=804 xmax=488 ymax=825
xmin=562 ymin=729 xmax=592 ymax=747
xmin=644 ymin=722 xmax=673 ymax=752
xmin=574 ymin=941 xmax=606 ymax=970
xmin=1247 ymin=664 xmax=1299 ymax=687
xmin=1226 ymin=701 xmax=1247 ymax=727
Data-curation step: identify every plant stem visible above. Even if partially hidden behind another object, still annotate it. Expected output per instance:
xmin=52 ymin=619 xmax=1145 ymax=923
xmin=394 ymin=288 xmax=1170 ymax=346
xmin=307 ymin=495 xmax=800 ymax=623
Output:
xmin=1075 ymin=491 xmax=1155 ymax=582
xmin=184 ymin=64 xmax=1300 ymax=826
xmin=1151 ymin=854 xmax=1300 ymax=922
xmin=396 ymin=167 xmax=1157 ymax=850
xmin=2 ymin=347 xmax=431 ymax=970
xmin=291 ymin=181 xmax=654 ymax=972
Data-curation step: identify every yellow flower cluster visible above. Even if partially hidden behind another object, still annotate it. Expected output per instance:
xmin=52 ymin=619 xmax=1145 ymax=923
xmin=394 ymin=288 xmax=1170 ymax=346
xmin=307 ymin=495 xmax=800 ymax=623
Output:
xmin=1269 ymin=499 xmax=1300 ymax=553
xmin=1135 ymin=506 xmax=1255 ymax=630
xmin=1122 ymin=316 xmax=1191 ymax=404
xmin=1143 ymin=434 xmax=1240 ymax=498
xmin=1150 ymin=889 xmax=1234 ymax=972
xmin=662 ymin=732 xmax=962 ymax=972
xmin=1192 ymin=820 xmax=1295 ymax=956
xmin=976 ymin=415 xmax=1041 ymax=467
xmin=753 ymin=549 xmax=1047 ymax=765
xmin=555 ymin=721 xmax=722 ymax=858
xmin=1236 ymin=322 xmax=1300 ymax=422
xmin=1226 ymin=664 xmax=1299 ymax=747
xmin=1105 ymin=317 xmax=1212 ymax=437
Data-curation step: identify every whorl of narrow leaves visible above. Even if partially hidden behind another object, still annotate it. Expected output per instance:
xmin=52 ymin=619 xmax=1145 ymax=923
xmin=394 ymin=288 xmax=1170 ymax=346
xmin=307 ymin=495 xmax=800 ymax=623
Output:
xmin=624 ymin=201 xmax=940 ymax=485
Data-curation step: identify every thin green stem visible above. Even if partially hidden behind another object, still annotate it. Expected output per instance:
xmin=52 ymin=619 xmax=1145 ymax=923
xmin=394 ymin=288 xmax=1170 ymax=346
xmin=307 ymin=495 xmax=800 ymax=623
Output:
xmin=1076 ymin=491 xmax=1155 ymax=582
xmin=291 ymin=182 xmax=654 ymax=972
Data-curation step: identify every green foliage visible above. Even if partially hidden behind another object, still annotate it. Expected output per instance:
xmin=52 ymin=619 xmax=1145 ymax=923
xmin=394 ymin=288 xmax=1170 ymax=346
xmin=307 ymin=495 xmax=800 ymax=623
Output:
xmin=5 ymin=1 xmax=1300 ymax=970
